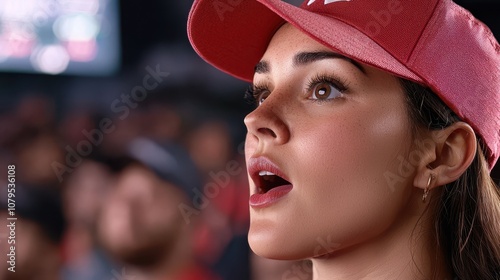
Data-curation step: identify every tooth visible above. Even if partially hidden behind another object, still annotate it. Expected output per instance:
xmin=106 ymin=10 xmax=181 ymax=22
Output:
xmin=259 ymin=171 xmax=275 ymax=176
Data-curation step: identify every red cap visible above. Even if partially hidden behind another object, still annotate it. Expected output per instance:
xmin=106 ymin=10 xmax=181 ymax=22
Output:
xmin=187 ymin=0 xmax=500 ymax=170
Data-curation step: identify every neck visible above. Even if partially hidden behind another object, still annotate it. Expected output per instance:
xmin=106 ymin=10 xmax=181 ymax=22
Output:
xmin=311 ymin=199 xmax=452 ymax=280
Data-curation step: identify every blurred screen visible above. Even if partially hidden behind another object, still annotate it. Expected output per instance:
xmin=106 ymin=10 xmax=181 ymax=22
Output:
xmin=0 ymin=0 xmax=120 ymax=76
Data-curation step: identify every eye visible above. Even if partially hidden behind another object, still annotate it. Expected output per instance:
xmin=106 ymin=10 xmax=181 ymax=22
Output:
xmin=307 ymin=74 xmax=347 ymax=102
xmin=257 ymin=91 xmax=271 ymax=105
xmin=245 ymin=84 xmax=271 ymax=106
xmin=311 ymin=82 xmax=342 ymax=101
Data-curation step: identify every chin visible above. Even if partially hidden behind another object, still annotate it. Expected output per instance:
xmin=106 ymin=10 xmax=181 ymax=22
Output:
xmin=248 ymin=226 xmax=316 ymax=261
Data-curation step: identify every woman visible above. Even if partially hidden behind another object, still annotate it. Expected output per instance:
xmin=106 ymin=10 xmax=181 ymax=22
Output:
xmin=187 ymin=0 xmax=500 ymax=279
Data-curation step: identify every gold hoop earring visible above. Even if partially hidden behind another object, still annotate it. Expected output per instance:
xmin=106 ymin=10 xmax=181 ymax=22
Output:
xmin=422 ymin=174 xmax=434 ymax=202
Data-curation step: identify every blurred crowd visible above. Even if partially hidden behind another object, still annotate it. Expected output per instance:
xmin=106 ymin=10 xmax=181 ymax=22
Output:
xmin=0 ymin=89 xmax=313 ymax=280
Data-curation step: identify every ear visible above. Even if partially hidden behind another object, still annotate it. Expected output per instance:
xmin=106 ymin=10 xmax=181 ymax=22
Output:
xmin=413 ymin=122 xmax=477 ymax=190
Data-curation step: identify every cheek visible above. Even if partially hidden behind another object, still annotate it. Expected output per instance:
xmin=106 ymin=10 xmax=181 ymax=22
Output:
xmin=302 ymin=105 xmax=411 ymax=184
xmin=304 ymin=115 xmax=408 ymax=191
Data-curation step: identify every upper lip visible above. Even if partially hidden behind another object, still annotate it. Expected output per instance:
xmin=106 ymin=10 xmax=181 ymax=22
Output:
xmin=247 ymin=156 xmax=291 ymax=193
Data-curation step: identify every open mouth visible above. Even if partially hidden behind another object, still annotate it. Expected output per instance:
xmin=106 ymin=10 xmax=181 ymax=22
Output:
xmin=256 ymin=170 xmax=292 ymax=194
xmin=247 ymin=156 xmax=293 ymax=198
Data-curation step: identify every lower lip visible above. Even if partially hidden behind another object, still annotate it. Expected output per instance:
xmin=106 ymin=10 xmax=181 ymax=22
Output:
xmin=249 ymin=185 xmax=293 ymax=208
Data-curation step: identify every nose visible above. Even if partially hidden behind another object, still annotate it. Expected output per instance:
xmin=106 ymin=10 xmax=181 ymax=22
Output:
xmin=244 ymin=97 xmax=290 ymax=145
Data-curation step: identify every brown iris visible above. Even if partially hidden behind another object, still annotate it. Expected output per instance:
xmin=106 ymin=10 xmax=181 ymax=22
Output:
xmin=313 ymin=82 xmax=332 ymax=100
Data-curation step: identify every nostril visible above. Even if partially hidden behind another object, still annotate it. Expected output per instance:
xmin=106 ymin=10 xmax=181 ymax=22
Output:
xmin=258 ymin=127 xmax=277 ymax=138
xmin=244 ymin=105 xmax=290 ymax=144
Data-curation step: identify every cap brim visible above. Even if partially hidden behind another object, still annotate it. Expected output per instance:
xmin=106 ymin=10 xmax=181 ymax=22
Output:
xmin=188 ymin=0 xmax=423 ymax=83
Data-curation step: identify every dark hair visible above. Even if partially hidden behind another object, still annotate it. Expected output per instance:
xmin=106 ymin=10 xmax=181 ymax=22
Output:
xmin=400 ymin=78 xmax=500 ymax=280
xmin=0 ymin=184 xmax=66 ymax=244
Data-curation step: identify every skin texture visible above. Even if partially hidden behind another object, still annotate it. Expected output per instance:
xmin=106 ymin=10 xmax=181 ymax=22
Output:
xmin=244 ymin=24 xmax=454 ymax=279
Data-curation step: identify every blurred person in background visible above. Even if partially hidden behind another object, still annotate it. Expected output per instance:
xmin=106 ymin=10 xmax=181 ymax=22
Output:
xmin=187 ymin=119 xmax=234 ymax=175
xmin=97 ymin=87 xmax=189 ymax=158
xmin=1 ymin=95 xmax=63 ymax=187
xmin=14 ymin=94 xmax=55 ymax=133
xmin=0 ymin=184 xmax=66 ymax=280
xmin=10 ymin=130 xmax=64 ymax=186
xmin=99 ymin=112 xmax=143 ymax=158
xmin=140 ymin=102 xmax=184 ymax=144
xmin=61 ymin=156 xmax=117 ymax=280
xmin=97 ymin=137 xmax=220 ymax=280
xmin=58 ymin=109 xmax=101 ymax=150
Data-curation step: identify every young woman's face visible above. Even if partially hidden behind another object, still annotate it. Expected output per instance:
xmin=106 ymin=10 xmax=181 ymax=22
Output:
xmin=244 ymin=24 xmax=419 ymax=260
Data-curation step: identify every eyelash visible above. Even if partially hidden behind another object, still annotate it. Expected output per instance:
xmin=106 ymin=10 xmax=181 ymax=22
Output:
xmin=243 ymin=74 xmax=349 ymax=105
xmin=244 ymin=84 xmax=269 ymax=105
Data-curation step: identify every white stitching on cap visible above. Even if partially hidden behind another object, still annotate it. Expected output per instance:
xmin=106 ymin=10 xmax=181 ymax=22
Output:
xmin=307 ymin=0 xmax=352 ymax=7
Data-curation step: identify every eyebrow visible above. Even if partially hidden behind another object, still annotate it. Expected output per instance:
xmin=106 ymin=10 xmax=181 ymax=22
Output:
xmin=254 ymin=51 xmax=366 ymax=75
xmin=254 ymin=61 xmax=269 ymax=74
